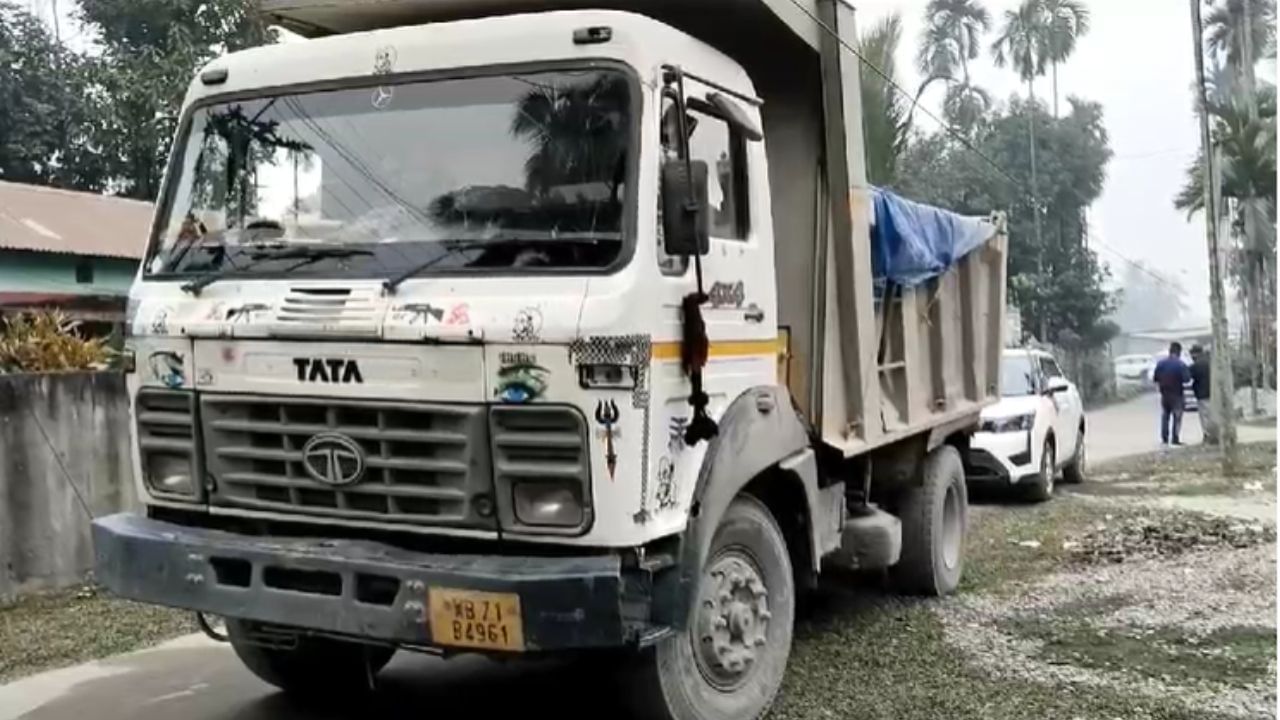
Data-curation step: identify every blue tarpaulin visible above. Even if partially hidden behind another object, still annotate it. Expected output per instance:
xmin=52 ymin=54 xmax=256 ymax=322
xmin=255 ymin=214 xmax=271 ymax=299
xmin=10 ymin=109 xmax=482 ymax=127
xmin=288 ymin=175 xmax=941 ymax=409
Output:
xmin=869 ymin=187 xmax=993 ymax=287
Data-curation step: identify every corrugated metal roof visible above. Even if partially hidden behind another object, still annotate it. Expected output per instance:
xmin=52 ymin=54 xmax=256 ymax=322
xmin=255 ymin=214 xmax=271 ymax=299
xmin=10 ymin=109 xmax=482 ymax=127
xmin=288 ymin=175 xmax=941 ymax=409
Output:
xmin=0 ymin=181 xmax=154 ymax=260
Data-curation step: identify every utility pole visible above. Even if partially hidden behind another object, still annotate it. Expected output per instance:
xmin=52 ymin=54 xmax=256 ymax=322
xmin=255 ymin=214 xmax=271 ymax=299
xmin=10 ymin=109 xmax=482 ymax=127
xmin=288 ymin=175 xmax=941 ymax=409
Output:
xmin=1027 ymin=92 xmax=1047 ymax=343
xmin=1190 ymin=0 xmax=1238 ymax=470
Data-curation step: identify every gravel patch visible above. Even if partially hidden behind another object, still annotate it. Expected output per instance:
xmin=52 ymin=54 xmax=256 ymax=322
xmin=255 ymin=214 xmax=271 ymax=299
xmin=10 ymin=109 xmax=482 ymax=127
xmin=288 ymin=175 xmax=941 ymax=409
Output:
xmin=937 ymin=543 xmax=1277 ymax=719
xmin=1065 ymin=513 xmax=1275 ymax=564
xmin=0 ymin=586 xmax=191 ymax=683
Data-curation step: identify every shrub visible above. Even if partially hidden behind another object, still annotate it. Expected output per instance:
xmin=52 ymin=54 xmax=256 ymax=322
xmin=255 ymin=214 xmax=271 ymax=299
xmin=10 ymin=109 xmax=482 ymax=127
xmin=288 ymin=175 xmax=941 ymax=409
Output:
xmin=0 ymin=311 xmax=112 ymax=373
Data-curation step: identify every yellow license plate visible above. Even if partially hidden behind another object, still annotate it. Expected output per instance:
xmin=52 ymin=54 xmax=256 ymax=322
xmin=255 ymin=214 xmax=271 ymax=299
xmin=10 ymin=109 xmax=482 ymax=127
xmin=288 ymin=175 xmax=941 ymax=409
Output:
xmin=428 ymin=588 xmax=525 ymax=652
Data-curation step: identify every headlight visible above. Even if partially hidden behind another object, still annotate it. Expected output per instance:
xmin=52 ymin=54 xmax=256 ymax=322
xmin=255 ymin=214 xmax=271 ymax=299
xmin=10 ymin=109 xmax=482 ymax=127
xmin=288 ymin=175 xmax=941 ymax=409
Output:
xmin=513 ymin=482 xmax=583 ymax=527
xmin=984 ymin=413 xmax=1035 ymax=433
xmin=145 ymin=453 xmax=196 ymax=496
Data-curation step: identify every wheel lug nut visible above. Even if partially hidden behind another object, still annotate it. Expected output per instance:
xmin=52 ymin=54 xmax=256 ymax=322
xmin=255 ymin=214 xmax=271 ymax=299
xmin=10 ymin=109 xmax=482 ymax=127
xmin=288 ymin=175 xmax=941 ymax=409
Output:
xmin=701 ymin=635 xmax=713 ymax=644
xmin=703 ymin=599 xmax=714 ymax=609
xmin=754 ymin=636 xmax=767 ymax=647
xmin=713 ymin=616 xmax=728 ymax=630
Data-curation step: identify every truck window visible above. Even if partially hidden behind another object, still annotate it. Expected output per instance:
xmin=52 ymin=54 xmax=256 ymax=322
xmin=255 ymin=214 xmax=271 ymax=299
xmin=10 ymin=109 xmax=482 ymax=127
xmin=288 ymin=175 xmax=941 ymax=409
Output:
xmin=686 ymin=110 xmax=749 ymax=241
xmin=147 ymin=68 xmax=635 ymax=279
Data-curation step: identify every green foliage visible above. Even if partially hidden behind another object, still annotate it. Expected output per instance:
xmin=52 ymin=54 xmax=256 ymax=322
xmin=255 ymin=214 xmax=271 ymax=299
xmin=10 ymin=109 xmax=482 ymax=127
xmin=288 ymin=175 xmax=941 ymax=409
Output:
xmin=1040 ymin=0 xmax=1090 ymax=68
xmin=916 ymin=0 xmax=993 ymax=133
xmin=0 ymin=311 xmax=112 ymax=373
xmin=896 ymin=96 xmax=1116 ymax=346
xmin=990 ymin=0 xmax=1048 ymax=86
xmin=0 ymin=0 xmax=273 ymax=199
xmin=859 ymin=13 xmax=910 ymax=186
xmin=0 ymin=3 xmax=105 ymax=190
xmin=1204 ymin=0 xmax=1277 ymax=67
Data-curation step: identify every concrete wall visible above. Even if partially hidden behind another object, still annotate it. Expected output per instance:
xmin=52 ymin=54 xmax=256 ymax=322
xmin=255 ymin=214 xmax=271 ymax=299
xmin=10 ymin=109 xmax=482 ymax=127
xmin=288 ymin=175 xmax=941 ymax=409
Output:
xmin=0 ymin=249 xmax=138 ymax=297
xmin=0 ymin=372 xmax=136 ymax=599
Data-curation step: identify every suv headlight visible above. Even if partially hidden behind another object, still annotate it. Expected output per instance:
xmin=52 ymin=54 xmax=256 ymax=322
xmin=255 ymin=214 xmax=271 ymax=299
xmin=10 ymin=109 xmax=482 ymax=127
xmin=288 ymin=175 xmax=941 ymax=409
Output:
xmin=984 ymin=413 xmax=1035 ymax=433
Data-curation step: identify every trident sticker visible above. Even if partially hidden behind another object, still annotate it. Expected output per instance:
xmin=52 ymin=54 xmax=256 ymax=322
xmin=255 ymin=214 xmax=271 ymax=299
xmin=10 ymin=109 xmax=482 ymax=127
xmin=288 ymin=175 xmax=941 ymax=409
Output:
xmin=594 ymin=399 xmax=620 ymax=481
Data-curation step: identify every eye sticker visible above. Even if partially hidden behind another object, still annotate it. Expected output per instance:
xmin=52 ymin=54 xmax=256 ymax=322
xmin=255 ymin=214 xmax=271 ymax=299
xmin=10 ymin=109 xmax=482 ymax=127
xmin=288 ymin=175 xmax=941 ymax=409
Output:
xmin=495 ymin=361 xmax=549 ymax=403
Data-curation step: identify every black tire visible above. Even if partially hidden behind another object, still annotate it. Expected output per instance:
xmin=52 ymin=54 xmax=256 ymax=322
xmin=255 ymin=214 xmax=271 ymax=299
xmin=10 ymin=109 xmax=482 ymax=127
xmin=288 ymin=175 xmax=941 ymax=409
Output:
xmin=227 ymin=620 xmax=395 ymax=696
xmin=1025 ymin=438 xmax=1056 ymax=502
xmin=621 ymin=495 xmax=794 ymax=720
xmin=1062 ymin=428 xmax=1086 ymax=484
xmin=892 ymin=445 xmax=967 ymax=596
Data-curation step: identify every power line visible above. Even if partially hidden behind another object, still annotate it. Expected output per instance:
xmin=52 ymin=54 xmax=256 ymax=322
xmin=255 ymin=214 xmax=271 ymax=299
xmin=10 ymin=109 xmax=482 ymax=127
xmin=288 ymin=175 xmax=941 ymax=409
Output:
xmin=782 ymin=0 xmax=1188 ymax=294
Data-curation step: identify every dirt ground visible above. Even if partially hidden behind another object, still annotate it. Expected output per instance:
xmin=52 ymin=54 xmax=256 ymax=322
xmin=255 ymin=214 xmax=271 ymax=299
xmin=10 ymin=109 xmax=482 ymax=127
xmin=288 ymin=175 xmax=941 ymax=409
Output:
xmin=1 ymin=444 xmax=1275 ymax=720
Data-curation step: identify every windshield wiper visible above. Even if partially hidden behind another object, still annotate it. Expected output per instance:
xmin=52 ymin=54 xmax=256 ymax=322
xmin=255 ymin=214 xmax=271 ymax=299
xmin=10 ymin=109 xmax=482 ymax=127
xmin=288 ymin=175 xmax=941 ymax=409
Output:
xmin=181 ymin=245 xmax=373 ymax=295
xmin=383 ymin=241 xmax=484 ymax=294
xmin=382 ymin=235 xmax=620 ymax=294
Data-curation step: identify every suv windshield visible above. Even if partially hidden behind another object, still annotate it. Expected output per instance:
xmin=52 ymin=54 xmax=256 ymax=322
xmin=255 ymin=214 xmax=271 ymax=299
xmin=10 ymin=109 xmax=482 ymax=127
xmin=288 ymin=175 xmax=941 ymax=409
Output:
xmin=1000 ymin=355 xmax=1039 ymax=396
xmin=148 ymin=68 xmax=633 ymax=279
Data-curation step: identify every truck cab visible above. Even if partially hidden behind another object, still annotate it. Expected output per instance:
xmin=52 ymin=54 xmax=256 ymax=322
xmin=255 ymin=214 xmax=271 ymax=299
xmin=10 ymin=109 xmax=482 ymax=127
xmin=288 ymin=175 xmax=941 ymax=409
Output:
xmin=95 ymin=4 xmax=1007 ymax=718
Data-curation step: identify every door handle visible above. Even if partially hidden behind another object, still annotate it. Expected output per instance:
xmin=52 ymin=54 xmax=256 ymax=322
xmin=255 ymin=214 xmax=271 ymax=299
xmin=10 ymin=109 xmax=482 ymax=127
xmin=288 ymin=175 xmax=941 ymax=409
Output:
xmin=744 ymin=305 xmax=765 ymax=323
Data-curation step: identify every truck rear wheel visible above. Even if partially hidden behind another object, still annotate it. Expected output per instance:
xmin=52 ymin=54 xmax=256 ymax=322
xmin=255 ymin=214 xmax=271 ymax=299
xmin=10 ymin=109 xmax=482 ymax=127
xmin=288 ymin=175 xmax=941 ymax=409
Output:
xmin=227 ymin=620 xmax=395 ymax=696
xmin=892 ymin=445 xmax=967 ymax=596
xmin=623 ymin=495 xmax=794 ymax=720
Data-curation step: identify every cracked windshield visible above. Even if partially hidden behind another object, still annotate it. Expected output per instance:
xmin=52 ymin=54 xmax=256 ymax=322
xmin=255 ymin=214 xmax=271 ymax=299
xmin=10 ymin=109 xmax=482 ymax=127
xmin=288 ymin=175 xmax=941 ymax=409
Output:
xmin=149 ymin=69 xmax=631 ymax=278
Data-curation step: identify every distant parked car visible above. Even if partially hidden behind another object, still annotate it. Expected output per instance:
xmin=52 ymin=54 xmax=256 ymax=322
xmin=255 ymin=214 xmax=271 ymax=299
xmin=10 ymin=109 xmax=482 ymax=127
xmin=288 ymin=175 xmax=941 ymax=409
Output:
xmin=968 ymin=348 xmax=1086 ymax=502
xmin=1114 ymin=353 xmax=1157 ymax=384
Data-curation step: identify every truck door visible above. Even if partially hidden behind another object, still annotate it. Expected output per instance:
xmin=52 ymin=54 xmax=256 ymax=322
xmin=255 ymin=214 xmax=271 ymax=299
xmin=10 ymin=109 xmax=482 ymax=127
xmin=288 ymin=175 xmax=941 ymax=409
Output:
xmin=657 ymin=87 xmax=778 ymax=415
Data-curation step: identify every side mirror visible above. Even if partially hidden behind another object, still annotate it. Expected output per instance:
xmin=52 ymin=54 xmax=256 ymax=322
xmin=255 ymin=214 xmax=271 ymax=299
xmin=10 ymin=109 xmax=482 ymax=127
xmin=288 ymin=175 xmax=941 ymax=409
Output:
xmin=661 ymin=159 xmax=710 ymax=257
xmin=1044 ymin=377 xmax=1070 ymax=396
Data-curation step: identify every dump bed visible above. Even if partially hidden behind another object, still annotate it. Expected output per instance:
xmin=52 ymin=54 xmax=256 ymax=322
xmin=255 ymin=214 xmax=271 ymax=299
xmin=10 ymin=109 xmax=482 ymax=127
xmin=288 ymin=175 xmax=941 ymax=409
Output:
xmin=257 ymin=0 xmax=1006 ymax=455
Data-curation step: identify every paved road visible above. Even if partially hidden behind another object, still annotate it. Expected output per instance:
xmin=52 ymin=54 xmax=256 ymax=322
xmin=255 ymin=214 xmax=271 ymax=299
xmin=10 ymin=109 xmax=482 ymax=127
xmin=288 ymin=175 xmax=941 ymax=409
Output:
xmin=1086 ymin=390 xmax=1273 ymax=464
xmin=0 ymin=634 xmax=622 ymax=720
xmin=2 ymin=392 xmax=1271 ymax=720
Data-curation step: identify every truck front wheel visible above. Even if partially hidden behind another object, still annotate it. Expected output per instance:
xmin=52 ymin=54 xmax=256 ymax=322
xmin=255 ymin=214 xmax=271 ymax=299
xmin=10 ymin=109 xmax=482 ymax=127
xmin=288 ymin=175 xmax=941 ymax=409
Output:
xmin=227 ymin=620 xmax=395 ymax=695
xmin=624 ymin=495 xmax=794 ymax=720
xmin=892 ymin=445 xmax=967 ymax=595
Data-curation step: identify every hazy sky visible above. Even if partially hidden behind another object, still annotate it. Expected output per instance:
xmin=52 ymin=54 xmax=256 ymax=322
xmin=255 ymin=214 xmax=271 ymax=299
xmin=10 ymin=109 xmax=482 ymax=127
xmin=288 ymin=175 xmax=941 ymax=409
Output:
xmin=859 ymin=0 xmax=1278 ymax=326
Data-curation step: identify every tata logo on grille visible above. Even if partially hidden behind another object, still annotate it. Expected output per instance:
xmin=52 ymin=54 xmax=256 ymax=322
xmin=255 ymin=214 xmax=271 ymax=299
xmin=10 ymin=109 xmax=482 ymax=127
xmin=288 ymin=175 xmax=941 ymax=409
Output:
xmin=301 ymin=432 xmax=366 ymax=487
xmin=293 ymin=357 xmax=364 ymax=384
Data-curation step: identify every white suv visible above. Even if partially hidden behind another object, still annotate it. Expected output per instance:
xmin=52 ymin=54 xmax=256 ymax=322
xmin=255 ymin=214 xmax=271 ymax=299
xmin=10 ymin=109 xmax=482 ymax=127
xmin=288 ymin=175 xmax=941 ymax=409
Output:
xmin=968 ymin=348 xmax=1086 ymax=501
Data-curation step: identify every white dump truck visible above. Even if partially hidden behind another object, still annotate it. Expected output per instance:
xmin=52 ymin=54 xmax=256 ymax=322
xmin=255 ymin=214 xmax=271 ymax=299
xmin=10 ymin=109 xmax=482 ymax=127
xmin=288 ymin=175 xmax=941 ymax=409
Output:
xmin=94 ymin=1 xmax=1007 ymax=717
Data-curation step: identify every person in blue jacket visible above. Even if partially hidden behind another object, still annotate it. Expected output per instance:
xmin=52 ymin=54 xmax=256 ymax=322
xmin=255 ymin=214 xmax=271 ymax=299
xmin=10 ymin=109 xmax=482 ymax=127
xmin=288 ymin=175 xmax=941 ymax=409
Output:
xmin=1152 ymin=342 xmax=1192 ymax=446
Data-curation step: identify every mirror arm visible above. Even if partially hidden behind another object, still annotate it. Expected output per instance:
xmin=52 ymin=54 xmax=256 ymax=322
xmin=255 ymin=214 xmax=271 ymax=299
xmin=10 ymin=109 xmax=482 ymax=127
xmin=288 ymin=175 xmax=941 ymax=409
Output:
xmin=662 ymin=66 xmax=718 ymax=448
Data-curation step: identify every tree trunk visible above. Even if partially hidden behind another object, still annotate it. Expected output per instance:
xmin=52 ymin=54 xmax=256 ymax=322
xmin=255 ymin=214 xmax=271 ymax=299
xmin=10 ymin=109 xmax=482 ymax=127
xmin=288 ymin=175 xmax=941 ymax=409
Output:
xmin=1027 ymin=81 xmax=1046 ymax=342
xmin=1051 ymin=60 xmax=1059 ymax=118
xmin=1191 ymin=0 xmax=1238 ymax=472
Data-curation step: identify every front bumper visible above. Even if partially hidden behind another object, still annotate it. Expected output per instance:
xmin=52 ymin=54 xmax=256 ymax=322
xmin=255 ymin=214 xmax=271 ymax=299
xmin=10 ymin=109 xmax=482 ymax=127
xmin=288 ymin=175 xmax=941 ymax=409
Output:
xmin=93 ymin=513 xmax=661 ymax=652
xmin=968 ymin=432 xmax=1036 ymax=484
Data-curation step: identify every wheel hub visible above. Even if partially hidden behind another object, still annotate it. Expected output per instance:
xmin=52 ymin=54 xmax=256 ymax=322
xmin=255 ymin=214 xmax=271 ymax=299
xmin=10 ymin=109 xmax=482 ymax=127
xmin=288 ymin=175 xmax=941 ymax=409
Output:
xmin=693 ymin=553 xmax=771 ymax=690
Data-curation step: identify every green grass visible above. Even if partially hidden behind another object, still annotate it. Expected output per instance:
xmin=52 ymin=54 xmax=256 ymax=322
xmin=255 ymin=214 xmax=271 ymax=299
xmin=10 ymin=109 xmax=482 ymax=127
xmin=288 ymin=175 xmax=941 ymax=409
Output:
xmin=1009 ymin=617 xmax=1276 ymax=690
xmin=0 ymin=586 xmax=191 ymax=683
xmin=1075 ymin=441 xmax=1276 ymax=498
xmin=768 ymin=496 xmax=1270 ymax=720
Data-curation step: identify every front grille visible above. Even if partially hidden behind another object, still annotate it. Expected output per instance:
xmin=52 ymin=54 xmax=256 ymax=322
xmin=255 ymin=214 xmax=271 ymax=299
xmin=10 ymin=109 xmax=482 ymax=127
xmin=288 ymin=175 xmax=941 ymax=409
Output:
xmin=202 ymin=396 xmax=493 ymax=528
xmin=136 ymin=389 xmax=200 ymax=499
xmin=274 ymin=287 xmax=381 ymax=336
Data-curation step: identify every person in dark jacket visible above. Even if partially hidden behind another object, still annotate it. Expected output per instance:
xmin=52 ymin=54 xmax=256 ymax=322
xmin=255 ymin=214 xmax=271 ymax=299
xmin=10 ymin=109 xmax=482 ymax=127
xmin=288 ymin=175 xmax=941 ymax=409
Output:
xmin=1152 ymin=342 xmax=1191 ymax=445
xmin=1189 ymin=345 xmax=1218 ymax=444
